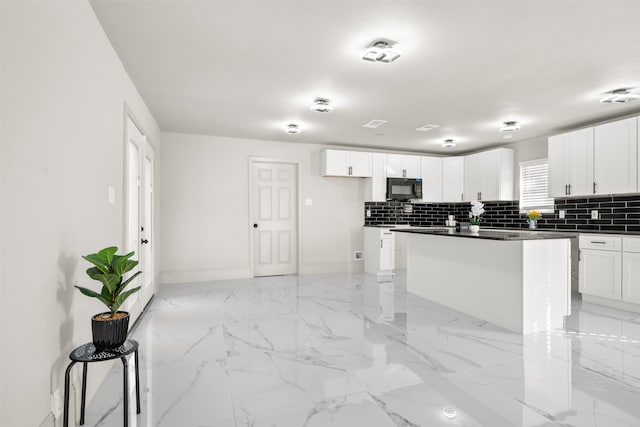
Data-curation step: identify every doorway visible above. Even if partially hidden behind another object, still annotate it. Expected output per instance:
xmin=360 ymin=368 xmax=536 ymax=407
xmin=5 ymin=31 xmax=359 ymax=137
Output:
xmin=124 ymin=115 xmax=155 ymax=321
xmin=250 ymin=160 xmax=298 ymax=277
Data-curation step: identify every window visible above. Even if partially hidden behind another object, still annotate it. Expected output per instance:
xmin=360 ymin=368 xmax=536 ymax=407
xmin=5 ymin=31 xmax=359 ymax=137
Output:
xmin=519 ymin=159 xmax=554 ymax=213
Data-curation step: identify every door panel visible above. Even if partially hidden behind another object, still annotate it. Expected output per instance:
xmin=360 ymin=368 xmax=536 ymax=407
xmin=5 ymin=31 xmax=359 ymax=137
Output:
xmin=252 ymin=161 xmax=298 ymax=276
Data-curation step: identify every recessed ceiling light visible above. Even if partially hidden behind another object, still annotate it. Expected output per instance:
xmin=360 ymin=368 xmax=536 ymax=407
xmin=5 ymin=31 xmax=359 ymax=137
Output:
xmin=362 ymin=119 xmax=387 ymax=129
xmin=415 ymin=124 xmax=440 ymax=132
xmin=500 ymin=121 xmax=521 ymax=133
xmin=600 ymin=88 xmax=640 ymax=104
xmin=362 ymin=39 xmax=401 ymax=63
xmin=285 ymin=124 xmax=300 ymax=134
xmin=442 ymin=407 xmax=457 ymax=419
xmin=310 ymin=97 xmax=332 ymax=113
xmin=442 ymin=139 xmax=456 ymax=148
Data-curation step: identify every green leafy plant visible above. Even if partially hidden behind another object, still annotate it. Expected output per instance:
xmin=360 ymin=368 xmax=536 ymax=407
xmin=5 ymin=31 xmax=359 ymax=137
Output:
xmin=75 ymin=247 xmax=142 ymax=319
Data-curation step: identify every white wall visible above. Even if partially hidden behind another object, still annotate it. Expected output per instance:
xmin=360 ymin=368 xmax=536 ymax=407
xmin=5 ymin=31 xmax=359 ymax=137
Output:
xmin=160 ymin=132 xmax=365 ymax=284
xmin=0 ymin=2 xmax=160 ymax=426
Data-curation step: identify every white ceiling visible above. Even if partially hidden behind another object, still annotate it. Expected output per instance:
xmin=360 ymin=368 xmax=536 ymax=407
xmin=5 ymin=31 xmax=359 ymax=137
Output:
xmin=91 ymin=0 xmax=640 ymax=154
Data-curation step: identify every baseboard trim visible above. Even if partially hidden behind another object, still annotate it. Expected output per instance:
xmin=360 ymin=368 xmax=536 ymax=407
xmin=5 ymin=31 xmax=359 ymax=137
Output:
xmin=582 ymin=294 xmax=640 ymax=313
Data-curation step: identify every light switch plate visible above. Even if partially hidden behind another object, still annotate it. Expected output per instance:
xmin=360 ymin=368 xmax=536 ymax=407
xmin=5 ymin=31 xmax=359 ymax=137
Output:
xmin=559 ymin=210 xmax=565 ymax=219
xmin=366 ymin=210 xmax=371 ymax=217
xmin=591 ymin=210 xmax=599 ymax=219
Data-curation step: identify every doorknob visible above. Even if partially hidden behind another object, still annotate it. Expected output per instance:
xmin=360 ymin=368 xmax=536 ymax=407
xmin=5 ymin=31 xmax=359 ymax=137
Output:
xmin=253 ymin=224 xmax=258 ymax=228
xmin=141 ymin=239 xmax=149 ymax=244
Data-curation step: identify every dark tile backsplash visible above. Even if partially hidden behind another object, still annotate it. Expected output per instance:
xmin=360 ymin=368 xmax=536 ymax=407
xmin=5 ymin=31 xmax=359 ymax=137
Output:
xmin=364 ymin=194 xmax=640 ymax=233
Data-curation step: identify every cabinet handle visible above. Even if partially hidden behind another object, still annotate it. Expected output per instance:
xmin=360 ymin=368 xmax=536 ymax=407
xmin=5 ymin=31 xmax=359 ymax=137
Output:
xmin=348 ymin=166 xmax=352 ymax=176
xmin=590 ymin=241 xmax=607 ymax=244
xmin=593 ymin=182 xmax=596 ymax=194
xmin=568 ymin=184 xmax=571 ymax=195
xmin=380 ymin=240 xmax=383 ymax=248
xmin=461 ymin=193 xmax=464 ymax=201
xmin=565 ymin=184 xmax=568 ymax=195
xmin=403 ymin=169 xmax=406 ymax=178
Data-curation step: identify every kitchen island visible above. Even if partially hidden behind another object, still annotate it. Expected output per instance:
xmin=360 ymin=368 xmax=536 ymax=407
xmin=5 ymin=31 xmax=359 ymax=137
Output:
xmin=393 ymin=228 xmax=574 ymax=334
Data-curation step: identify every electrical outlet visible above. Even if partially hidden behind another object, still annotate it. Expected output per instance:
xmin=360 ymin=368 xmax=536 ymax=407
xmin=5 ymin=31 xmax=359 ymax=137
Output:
xmin=591 ymin=210 xmax=599 ymax=219
xmin=51 ymin=387 xmax=62 ymax=419
xmin=354 ymin=251 xmax=363 ymax=260
xmin=559 ymin=210 xmax=565 ymax=219
xmin=366 ymin=209 xmax=371 ymax=218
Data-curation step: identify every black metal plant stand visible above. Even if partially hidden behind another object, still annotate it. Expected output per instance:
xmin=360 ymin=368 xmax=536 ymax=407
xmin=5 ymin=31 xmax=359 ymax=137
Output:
xmin=63 ymin=339 xmax=140 ymax=427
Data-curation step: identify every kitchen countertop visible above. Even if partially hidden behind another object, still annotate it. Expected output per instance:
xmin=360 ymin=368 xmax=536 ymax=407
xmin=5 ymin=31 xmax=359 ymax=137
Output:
xmin=392 ymin=228 xmax=576 ymax=241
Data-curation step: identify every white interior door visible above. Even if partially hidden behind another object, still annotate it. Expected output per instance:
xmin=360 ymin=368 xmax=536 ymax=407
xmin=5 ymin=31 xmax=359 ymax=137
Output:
xmin=251 ymin=161 xmax=298 ymax=277
xmin=124 ymin=116 xmax=154 ymax=321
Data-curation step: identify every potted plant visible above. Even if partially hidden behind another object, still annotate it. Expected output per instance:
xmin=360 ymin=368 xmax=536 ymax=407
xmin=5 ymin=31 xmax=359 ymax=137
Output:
xmin=527 ymin=210 xmax=542 ymax=229
xmin=75 ymin=247 xmax=142 ymax=350
xmin=469 ymin=200 xmax=484 ymax=233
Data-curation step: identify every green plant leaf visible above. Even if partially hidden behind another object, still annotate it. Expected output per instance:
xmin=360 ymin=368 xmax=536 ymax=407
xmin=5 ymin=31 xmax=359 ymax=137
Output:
xmin=115 ymin=271 xmax=142 ymax=296
xmin=82 ymin=254 xmax=110 ymax=274
xmin=111 ymin=286 xmax=141 ymax=313
xmin=97 ymin=273 xmax=121 ymax=295
xmin=75 ymin=286 xmax=111 ymax=307
xmin=113 ymin=255 xmax=138 ymax=276
xmin=97 ymin=246 xmax=118 ymax=265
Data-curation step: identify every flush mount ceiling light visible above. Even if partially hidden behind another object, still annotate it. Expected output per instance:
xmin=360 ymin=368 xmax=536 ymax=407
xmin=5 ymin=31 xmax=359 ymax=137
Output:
xmin=415 ymin=124 xmax=440 ymax=132
xmin=442 ymin=407 xmax=457 ymax=420
xmin=310 ymin=97 xmax=332 ymax=113
xmin=442 ymin=139 xmax=456 ymax=148
xmin=285 ymin=124 xmax=300 ymax=134
xmin=500 ymin=120 xmax=521 ymax=133
xmin=362 ymin=39 xmax=401 ymax=63
xmin=600 ymin=88 xmax=640 ymax=104
xmin=362 ymin=119 xmax=387 ymax=129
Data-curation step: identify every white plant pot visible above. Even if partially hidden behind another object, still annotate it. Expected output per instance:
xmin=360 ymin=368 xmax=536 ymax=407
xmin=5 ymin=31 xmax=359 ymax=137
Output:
xmin=469 ymin=225 xmax=480 ymax=233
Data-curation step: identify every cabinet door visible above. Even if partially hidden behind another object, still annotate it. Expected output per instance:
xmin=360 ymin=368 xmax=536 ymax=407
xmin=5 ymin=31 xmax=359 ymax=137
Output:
xmin=622 ymin=252 xmax=640 ymax=304
xmin=463 ymin=153 xmax=481 ymax=201
xmin=579 ymin=249 xmax=622 ymax=300
xmin=568 ymin=128 xmax=594 ymax=196
xmin=385 ymin=154 xmax=420 ymax=178
xmin=364 ymin=153 xmax=386 ymax=202
xmin=548 ymin=133 xmax=570 ymax=198
xmin=380 ymin=237 xmax=395 ymax=271
xmin=385 ymin=154 xmax=404 ymax=177
xmin=477 ymin=150 xmax=500 ymax=200
xmin=594 ymin=117 xmax=637 ymax=195
xmin=420 ymin=156 xmax=443 ymax=202
xmin=321 ymin=150 xmax=349 ymax=176
xmin=403 ymin=156 xmax=421 ymax=178
xmin=442 ymin=157 xmax=464 ymax=202
xmin=349 ymin=151 xmax=373 ymax=177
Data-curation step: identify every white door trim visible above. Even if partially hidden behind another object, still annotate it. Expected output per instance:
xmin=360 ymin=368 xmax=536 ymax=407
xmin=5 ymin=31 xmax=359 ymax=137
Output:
xmin=248 ymin=157 xmax=302 ymax=277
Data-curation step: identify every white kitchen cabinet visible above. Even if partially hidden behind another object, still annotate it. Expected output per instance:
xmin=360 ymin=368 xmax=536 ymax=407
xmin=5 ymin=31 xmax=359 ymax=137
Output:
xmin=364 ymin=152 xmax=386 ymax=202
xmin=364 ymin=227 xmax=395 ymax=276
xmin=623 ymin=237 xmax=640 ymax=304
xmin=579 ymin=235 xmax=622 ymax=300
xmin=385 ymin=154 xmax=420 ymax=178
xmin=419 ymin=156 xmax=443 ymax=202
xmin=548 ymin=127 xmax=594 ymax=197
xmin=442 ymin=157 xmax=464 ymax=202
xmin=321 ymin=149 xmax=372 ymax=177
xmin=594 ymin=117 xmax=638 ymax=195
xmin=463 ymin=148 xmax=514 ymax=201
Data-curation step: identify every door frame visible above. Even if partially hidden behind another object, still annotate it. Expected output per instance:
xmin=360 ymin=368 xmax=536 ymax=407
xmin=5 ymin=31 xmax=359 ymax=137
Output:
xmin=122 ymin=104 xmax=155 ymax=320
xmin=248 ymin=157 xmax=302 ymax=277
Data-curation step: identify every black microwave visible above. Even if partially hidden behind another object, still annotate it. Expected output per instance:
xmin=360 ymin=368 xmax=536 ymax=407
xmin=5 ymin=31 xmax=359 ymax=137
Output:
xmin=386 ymin=178 xmax=422 ymax=201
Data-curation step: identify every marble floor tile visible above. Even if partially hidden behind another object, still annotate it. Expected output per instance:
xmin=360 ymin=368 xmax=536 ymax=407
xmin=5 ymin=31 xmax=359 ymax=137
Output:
xmin=83 ymin=271 xmax=640 ymax=426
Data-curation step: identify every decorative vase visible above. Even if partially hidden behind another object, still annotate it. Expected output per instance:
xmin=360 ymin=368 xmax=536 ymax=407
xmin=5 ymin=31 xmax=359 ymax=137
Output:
xmin=91 ymin=311 xmax=130 ymax=350
xmin=469 ymin=224 xmax=480 ymax=233
xmin=529 ymin=220 xmax=538 ymax=229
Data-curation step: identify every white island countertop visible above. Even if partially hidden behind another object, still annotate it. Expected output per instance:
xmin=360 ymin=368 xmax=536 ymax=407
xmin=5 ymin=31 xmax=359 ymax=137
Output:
xmin=398 ymin=229 xmax=572 ymax=334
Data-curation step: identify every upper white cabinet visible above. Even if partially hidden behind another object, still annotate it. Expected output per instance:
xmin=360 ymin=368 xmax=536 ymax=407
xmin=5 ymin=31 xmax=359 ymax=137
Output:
xmin=548 ymin=128 xmax=594 ymax=197
xmin=548 ymin=116 xmax=638 ymax=197
xmin=463 ymin=148 xmax=514 ymax=201
xmin=419 ymin=156 xmax=443 ymax=202
xmin=385 ymin=154 xmax=421 ymax=178
xmin=442 ymin=157 xmax=464 ymax=202
xmin=321 ymin=149 xmax=373 ymax=177
xmin=364 ymin=153 xmax=387 ymax=202
xmin=594 ymin=117 xmax=638 ymax=195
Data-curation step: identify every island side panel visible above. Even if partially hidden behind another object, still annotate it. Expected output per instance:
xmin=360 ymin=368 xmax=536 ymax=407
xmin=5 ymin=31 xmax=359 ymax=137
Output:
xmin=406 ymin=234 xmax=525 ymax=333
xmin=521 ymin=239 xmax=571 ymax=334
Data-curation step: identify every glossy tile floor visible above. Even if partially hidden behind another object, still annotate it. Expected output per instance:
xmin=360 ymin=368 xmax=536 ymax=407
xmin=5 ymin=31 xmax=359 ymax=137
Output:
xmin=84 ymin=272 xmax=640 ymax=426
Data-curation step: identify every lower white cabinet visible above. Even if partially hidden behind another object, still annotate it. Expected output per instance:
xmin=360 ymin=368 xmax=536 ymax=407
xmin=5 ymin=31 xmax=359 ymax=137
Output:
xmin=579 ymin=234 xmax=640 ymax=306
xmin=364 ymin=227 xmax=395 ymax=276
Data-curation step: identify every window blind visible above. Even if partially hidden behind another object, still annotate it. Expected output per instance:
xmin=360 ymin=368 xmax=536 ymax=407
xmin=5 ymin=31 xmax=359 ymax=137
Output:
xmin=519 ymin=159 xmax=554 ymax=213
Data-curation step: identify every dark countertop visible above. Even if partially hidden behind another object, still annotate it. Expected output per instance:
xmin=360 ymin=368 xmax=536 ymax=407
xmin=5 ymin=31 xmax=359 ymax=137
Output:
xmin=392 ymin=228 xmax=577 ymax=241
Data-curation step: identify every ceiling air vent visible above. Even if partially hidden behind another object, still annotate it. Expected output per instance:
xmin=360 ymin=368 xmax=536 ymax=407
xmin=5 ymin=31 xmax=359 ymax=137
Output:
xmin=600 ymin=88 xmax=640 ymax=104
xmin=415 ymin=124 xmax=439 ymax=132
xmin=362 ymin=119 xmax=387 ymax=129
